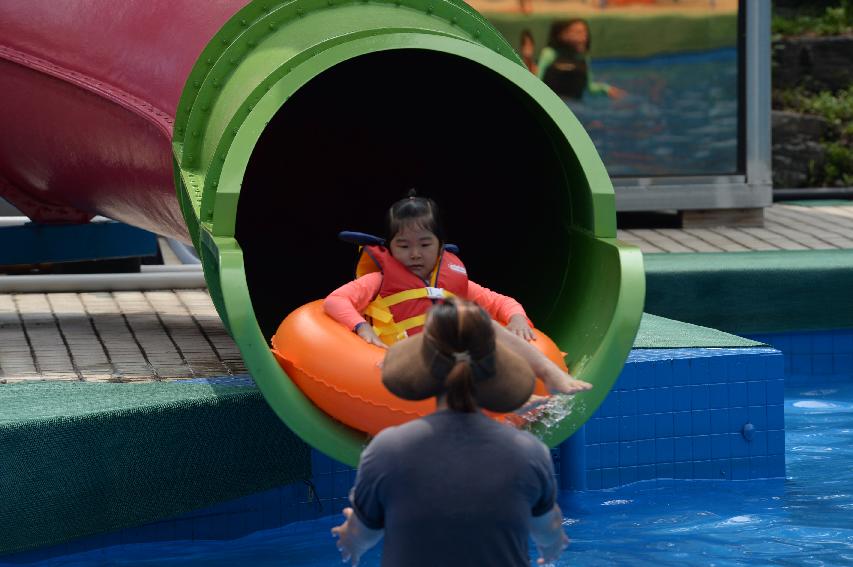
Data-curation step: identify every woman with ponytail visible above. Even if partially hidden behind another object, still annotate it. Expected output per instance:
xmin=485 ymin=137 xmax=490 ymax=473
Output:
xmin=332 ymin=298 xmax=575 ymax=566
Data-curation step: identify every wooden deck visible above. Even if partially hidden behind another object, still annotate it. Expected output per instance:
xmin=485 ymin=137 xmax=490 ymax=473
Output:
xmin=1 ymin=203 xmax=852 ymax=383
xmin=0 ymin=289 xmax=245 ymax=383
xmin=618 ymin=203 xmax=853 ymax=254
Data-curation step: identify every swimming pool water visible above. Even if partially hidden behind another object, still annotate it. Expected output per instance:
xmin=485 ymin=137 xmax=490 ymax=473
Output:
xmin=6 ymin=383 xmax=852 ymax=566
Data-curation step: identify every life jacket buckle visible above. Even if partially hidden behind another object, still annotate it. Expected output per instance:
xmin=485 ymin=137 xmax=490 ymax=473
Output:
xmin=426 ymin=287 xmax=445 ymax=300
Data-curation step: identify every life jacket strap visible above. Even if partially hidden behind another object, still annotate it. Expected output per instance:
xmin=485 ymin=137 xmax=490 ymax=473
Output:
xmin=373 ymin=314 xmax=428 ymax=345
xmin=365 ymin=287 xmax=456 ymax=345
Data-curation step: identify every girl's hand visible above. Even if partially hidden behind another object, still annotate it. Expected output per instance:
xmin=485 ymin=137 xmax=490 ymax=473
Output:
xmin=356 ymin=323 xmax=388 ymax=349
xmin=507 ymin=314 xmax=535 ymax=341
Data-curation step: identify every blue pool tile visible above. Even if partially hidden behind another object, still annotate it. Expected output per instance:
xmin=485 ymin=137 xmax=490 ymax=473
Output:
xmin=673 ymin=437 xmax=692 ymax=462
xmin=312 ymin=476 xmax=332 ymax=500
xmin=243 ymin=509 xmax=266 ymax=536
xmin=731 ymin=457 xmax=750 ymax=480
xmin=750 ymin=456 xmax=769 ymax=479
xmin=620 ymin=442 xmax=637 ymax=466
xmin=619 ymin=415 xmax=637 ymax=441
xmin=767 ymin=430 xmax=785 ymax=455
xmin=601 ymin=417 xmax=619 ymax=443
xmin=656 ymin=438 xmax=674 ymax=462
xmin=601 ymin=468 xmax=620 ymax=489
xmin=586 ymin=444 xmax=601 ymax=469
xmin=767 ymin=405 xmax=785 ymax=430
xmin=766 ymin=379 xmax=785 ymax=404
xmin=709 ymin=356 xmax=727 ymax=383
xmin=693 ymin=460 xmax=713 ymax=479
xmin=673 ymin=412 xmax=692 ymax=436
xmin=586 ymin=469 xmax=602 ymax=490
xmin=599 ymin=395 xmax=619 ymax=418
xmin=655 ymin=388 xmax=673 ymax=413
xmin=619 ymin=466 xmax=638 ymax=486
xmin=636 ymin=414 xmax=655 ymax=440
xmin=311 ymin=450 xmax=335 ymax=475
xmin=691 ymin=385 xmax=710 ymax=410
xmin=636 ymin=363 xmax=655 ymax=389
xmin=748 ymin=406 xmax=767 ymax=430
xmin=617 ymin=364 xmax=637 ymax=390
xmin=708 ymin=435 xmax=732 ymax=460
xmin=714 ymin=459 xmax=732 ymax=480
xmin=728 ymin=357 xmax=747 ymax=381
xmin=638 ymin=465 xmax=656 ymax=481
xmin=749 ymin=431 xmax=768 ymax=456
xmin=790 ymin=334 xmax=811 ymax=355
xmin=655 ymin=413 xmax=674 ymax=437
xmin=729 ymin=382 xmax=748 ymax=407
xmin=748 ymin=381 xmax=766 ymax=406
xmin=654 ymin=360 xmax=675 ymax=387
xmin=672 ymin=386 xmax=691 ymax=411
xmin=764 ymin=353 xmax=784 ymax=378
xmin=834 ymin=354 xmax=853 ymax=375
xmin=767 ymin=454 xmax=786 ymax=477
xmin=693 ymin=436 xmax=711 ymax=461
xmin=601 ymin=442 xmax=619 ymax=468
xmin=689 ymin=357 xmax=711 ymax=385
xmin=833 ymin=331 xmax=853 ymax=354
xmin=674 ymin=461 xmax=693 ymax=479
xmin=692 ymin=410 xmax=711 ymax=435
xmin=790 ymin=354 xmax=812 ymax=375
xmin=709 ymin=383 xmax=728 ymax=409
xmin=745 ymin=357 xmax=765 ymax=381
xmin=767 ymin=333 xmax=790 ymax=353
xmin=585 ymin=418 xmax=600 ymax=444
xmin=282 ymin=505 xmax=298 ymax=526
xmin=261 ymin=506 xmax=282 ymax=531
xmin=731 ymin=433 xmax=750 ymax=458
xmin=637 ymin=389 xmax=656 ymax=414
xmin=656 ymin=462 xmax=674 ymax=479
xmin=729 ymin=407 xmax=749 ymax=431
xmin=710 ymin=409 xmax=729 ymax=434
xmin=637 ymin=439 xmax=656 ymax=465
xmin=813 ymin=354 xmax=834 ymax=375
xmin=333 ymin=472 xmax=352 ymax=499
xmin=812 ymin=332 xmax=834 ymax=354
xmin=618 ymin=390 xmax=638 ymax=416
xmin=671 ymin=358 xmax=689 ymax=385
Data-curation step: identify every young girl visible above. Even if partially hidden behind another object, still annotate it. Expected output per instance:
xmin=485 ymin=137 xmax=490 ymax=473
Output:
xmin=324 ymin=192 xmax=592 ymax=396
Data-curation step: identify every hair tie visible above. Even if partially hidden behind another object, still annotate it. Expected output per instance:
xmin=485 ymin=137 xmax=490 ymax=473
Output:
xmin=452 ymin=351 xmax=471 ymax=364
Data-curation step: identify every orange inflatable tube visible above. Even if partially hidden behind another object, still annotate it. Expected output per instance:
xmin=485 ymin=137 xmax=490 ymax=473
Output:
xmin=271 ymin=300 xmax=566 ymax=436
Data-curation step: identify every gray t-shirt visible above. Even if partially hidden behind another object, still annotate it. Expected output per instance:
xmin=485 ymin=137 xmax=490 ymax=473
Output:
xmin=351 ymin=409 xmax=556 ymax=567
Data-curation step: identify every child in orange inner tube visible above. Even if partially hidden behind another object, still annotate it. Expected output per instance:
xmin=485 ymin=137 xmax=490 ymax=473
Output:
xmin=324 ymin=191 xmax=591 ymax=396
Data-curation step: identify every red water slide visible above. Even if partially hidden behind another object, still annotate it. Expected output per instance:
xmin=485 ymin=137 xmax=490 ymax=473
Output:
xmin=0 ymin=0 xmax=248 ymax=239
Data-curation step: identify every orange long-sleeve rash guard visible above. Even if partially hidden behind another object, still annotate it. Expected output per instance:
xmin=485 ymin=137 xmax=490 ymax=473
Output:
xmin=323 ymin=271 xmax=529 ymax=331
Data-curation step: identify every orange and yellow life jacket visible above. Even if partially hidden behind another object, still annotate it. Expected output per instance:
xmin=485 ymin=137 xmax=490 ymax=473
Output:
xmin=355 ymin=245 xmax=469 ymax=345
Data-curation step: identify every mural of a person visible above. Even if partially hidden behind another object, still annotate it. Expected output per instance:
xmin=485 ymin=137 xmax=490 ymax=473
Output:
xmin=538 ymin=19 xmax=627 ymax=101
xmin=519 ymin=29 xmax=538 ymax=75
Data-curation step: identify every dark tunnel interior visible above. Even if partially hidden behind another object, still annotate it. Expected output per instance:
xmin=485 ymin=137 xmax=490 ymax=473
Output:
xmin=237 ymin=50 xmax=575 ymax=339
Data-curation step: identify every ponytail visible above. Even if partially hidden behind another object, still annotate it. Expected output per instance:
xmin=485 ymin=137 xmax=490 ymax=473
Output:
xmin=445 ymin=359 xmax=477 ymax=413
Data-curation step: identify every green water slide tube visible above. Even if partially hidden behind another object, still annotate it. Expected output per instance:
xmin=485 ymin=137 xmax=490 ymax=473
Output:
xmin=172 ymin=0 xmax=645 ymax=466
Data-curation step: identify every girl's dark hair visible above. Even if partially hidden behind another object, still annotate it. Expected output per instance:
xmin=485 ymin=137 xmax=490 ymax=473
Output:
xmin=520 ymin=28 xmax=535 ymax=44
xmin=547 ymin=18 xmax=591 ymax=52
xmin=385 ymin=189 xmax=445 ymax=244
xmin=424 ymin=298 xmax=496 ymax=413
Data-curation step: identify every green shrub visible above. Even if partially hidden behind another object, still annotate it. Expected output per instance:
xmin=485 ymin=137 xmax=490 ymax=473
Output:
xmin=775 ymin=86 xmax=853 ymax=186
xmin=772 ymin=1 xmax=853 ymax=38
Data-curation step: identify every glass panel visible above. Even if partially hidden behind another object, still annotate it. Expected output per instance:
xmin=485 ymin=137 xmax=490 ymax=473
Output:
xmin=474 ymin=0 xmax=741 ymax=177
